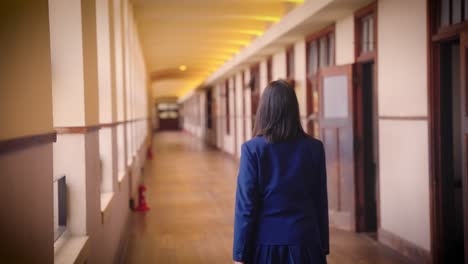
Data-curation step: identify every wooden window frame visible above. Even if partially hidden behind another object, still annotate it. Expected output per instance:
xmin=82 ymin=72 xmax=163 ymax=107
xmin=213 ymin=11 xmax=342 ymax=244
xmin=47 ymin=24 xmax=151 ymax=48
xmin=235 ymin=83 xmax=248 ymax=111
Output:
xmin=305 ymin=24 xmax=336 ymax=136
xmin=431 ymin=0 xmax=468 ymax=41
xmin=355 ymin=2 xmax=377 ymax=62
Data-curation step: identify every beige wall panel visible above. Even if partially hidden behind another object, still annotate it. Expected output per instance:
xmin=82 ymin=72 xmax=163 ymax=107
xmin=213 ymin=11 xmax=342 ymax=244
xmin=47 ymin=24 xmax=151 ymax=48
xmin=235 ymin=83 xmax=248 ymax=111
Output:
xmin=235 ymin=73 xmax=245 ymax=157
xmin=0 ymin=144 xmax=53 ymax=262
xmin=294 ymin=40 xmax=307 ymax=118
xmin=0 ymin=0 xmax=53 ymax=140
xmin=244 ymin=70 xmax=253 ymax=140
xmin=379 ymin=119 xmax=430 ymax=251
xmin=260 ymin=59 xmax=268 ymax=94
xmin=97 ymin=0 xmax=113 ymax=123
xmin=273 ymin=50 xmax=287 ymax=80
xmin=378 ymin=0 xmax=428 ymax=117
xmin=336 ymin=15 xmax=355 ymax=66
xmin=49 ymin=0 xmax=86 ymax=127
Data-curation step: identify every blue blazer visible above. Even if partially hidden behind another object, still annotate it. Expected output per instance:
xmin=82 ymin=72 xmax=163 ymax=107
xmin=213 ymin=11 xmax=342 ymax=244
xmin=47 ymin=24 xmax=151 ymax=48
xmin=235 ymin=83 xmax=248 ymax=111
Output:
xmin=233 ymin=135 xmax=329 ymax=262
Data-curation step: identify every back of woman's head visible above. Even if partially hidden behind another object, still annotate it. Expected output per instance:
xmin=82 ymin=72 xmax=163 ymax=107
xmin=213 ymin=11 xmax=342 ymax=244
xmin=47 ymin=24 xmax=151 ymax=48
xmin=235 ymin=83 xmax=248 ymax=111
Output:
xmin=253 ymin=79 xmax=305 ymax=143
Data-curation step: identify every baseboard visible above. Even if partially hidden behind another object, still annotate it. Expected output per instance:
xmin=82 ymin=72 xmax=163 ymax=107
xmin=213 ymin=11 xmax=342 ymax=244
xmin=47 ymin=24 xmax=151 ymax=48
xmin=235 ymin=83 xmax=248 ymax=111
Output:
xmin=378 ymin=228 xmax=431 ymax=264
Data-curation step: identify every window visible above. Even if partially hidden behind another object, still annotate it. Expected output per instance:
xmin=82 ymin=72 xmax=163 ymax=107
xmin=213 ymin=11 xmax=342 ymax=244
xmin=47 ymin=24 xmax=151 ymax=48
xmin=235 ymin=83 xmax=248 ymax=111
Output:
xmin=359 ymin=14 xmax=375 ymax=55
xmin=307 ymin=31 xmax=335 ymax=79
xmin=437 ymin=0 xmax=468 ymax=30
xmin=53 ymin=175 xmax=67 ymax=241
xmin=355 ymin=3 xmax=376 ymax=60
xmin=206 ymin=89 xmax=213 ymax=129
xmin=158 ymin=103 xmax=179 ymax=119
xmin=225 ymin=80 xmax=230 ymax=135
xmin=305 ymin=26 xmax=335 ymax=137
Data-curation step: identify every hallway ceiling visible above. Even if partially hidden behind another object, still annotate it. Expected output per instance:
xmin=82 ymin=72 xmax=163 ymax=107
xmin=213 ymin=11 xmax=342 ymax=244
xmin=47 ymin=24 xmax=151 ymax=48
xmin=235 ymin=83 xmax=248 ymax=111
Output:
xmin=131 ymin=0 xmax=303 ymax=99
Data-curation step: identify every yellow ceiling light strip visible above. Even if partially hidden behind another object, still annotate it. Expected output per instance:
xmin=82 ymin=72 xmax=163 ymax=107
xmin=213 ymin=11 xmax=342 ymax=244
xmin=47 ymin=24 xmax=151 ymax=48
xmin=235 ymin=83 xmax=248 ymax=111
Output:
xmin=248 ymin=15 xmax=281 ymax=22
xmin=237 ymin=29 xmax=264 ymax=36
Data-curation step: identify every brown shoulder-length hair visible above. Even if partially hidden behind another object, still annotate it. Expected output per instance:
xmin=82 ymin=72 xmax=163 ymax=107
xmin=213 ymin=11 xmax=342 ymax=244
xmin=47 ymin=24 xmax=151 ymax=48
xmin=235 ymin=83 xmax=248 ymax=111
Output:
xmin=253 ymin=80 xmax=306 ymax=143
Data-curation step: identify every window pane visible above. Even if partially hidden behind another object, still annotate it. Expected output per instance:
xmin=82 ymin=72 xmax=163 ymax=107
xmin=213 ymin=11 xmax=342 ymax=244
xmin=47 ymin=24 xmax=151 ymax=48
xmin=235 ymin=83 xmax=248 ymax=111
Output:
xmin=368 ymin=16 xmax=374 ymax=52
xmin=323 ymin=75 xmax=349 ymax=118
xmin=453 ymin=0 xmax=462 ymax=24
xmin=362 ymin=17 xmax=371 ymax=54
xmin=160 ymin=112 xmax=169 ymax=119
xmin=308 ymin=41 xmax=318 ymax=77
xmin=158 ymin=103 xmax=169 ymax=110
xmin=168 ymin=111 xmax=178 ymax=118
xmin=440 ymin=0 xmax=450 ymax=27
xmin=328 ymin=33 xmax=335 ymax=65
xmin=319 ymin=36 xmax=328 ymax=67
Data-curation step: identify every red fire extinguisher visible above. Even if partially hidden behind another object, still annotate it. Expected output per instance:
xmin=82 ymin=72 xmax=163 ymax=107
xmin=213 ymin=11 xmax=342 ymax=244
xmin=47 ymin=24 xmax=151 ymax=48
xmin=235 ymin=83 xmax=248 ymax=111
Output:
xmin=135 ymin=184 xmax=150 ymax=212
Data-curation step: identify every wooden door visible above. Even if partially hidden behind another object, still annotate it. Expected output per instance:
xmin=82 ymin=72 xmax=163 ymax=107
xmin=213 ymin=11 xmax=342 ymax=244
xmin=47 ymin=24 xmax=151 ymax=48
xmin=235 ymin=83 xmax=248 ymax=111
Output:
xmin=318 ymin=64 xmax=356 ymax=231
xmin=354 ymin=62 xmax=378 ymax=233
xmin=460 ymin=32 xmax=468 ymax=264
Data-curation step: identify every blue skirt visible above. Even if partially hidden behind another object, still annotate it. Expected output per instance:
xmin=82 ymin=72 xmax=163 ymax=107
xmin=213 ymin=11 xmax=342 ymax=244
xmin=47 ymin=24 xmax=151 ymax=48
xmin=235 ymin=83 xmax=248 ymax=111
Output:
xmin=246 ymin=244 xmax=327 ymax=264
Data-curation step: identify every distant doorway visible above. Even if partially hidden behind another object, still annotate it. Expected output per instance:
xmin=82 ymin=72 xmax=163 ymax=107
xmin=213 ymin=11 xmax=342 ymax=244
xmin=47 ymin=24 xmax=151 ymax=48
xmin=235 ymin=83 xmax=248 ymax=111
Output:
xmin=354 ymin=3 xmax=378 ymax=235
xmin=157 ymin=102 xmax=180 ymax=131
xmin=436 ymin=39 xmax=465 ymax=263
xmin=354 ymin=61 xmax=377 ymax=234
xmin=429 ymin=1 xmax=468 ymax=263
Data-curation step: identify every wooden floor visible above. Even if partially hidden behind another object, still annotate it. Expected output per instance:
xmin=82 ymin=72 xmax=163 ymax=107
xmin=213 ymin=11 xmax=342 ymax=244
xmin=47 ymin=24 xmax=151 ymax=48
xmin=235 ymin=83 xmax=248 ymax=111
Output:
xmin=125 ymin=132 xmax=410 ymax=264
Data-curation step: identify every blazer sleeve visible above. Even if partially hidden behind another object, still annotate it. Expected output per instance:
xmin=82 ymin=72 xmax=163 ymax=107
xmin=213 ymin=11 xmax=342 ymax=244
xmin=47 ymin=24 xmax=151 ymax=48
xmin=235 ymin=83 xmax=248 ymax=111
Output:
xmin=233 ymin=143 xmax=259 ymax=262
xmin=317 ymin=141 xmax=330 ymax=255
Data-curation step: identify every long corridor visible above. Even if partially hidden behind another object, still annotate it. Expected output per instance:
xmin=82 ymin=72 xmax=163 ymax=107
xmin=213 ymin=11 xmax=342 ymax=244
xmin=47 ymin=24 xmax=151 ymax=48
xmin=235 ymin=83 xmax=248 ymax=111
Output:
xmin=125 ymin=132 xmax=409 ymax=264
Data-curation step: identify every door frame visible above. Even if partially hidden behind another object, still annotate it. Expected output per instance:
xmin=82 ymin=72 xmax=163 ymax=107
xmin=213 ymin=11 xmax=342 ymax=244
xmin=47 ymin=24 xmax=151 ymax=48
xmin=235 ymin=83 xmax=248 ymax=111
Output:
xmin=428 ymin=0 xmax=468 ymax=263
xmin=353 ymin=2 xmax=380 ymax=233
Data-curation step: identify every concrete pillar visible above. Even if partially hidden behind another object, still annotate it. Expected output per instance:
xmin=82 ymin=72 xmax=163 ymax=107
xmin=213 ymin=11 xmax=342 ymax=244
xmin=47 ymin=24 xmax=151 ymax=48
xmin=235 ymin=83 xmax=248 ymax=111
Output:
xmin=49 ymin=0 xmax=100 ymax=242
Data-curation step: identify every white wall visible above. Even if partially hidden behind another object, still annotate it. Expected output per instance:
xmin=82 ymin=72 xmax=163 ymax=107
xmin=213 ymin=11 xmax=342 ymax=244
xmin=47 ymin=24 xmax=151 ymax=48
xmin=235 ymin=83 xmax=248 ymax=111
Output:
xmin=273 ymin=50 xmax=287 ymax=80
xmin=244 ymin=70 xmax=253 ymax=140
xmin=223 ymin=78 xmax=236 ymax=155
xmin=335 ymin=15 xmax=355 ymax=66
xmin=48 ymin=0 xmax=86 ymax=126
xmin=259 ymin=59 xmax=268 ymax=94
xmin=378 ymin=0 xmax=430 ymax=251
xmin=235 ymin=73 xmax=244 ymax=158
xmin=294 ymin=40 xmax=307 ymax=118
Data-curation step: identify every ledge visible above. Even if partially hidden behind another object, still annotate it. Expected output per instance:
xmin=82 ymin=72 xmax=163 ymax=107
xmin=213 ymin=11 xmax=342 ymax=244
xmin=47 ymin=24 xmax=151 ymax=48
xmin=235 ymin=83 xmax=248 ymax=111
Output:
xmin=100 ymin=192 xmax=115 ymax=224
xmin=54 ymin=236 xmax=90 ymax=264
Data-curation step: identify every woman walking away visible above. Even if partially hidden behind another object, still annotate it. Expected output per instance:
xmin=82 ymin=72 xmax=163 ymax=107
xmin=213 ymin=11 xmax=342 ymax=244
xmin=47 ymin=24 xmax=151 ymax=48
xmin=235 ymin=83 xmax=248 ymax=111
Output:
xmin=233 ymin=80 xmax=329 ymax=264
